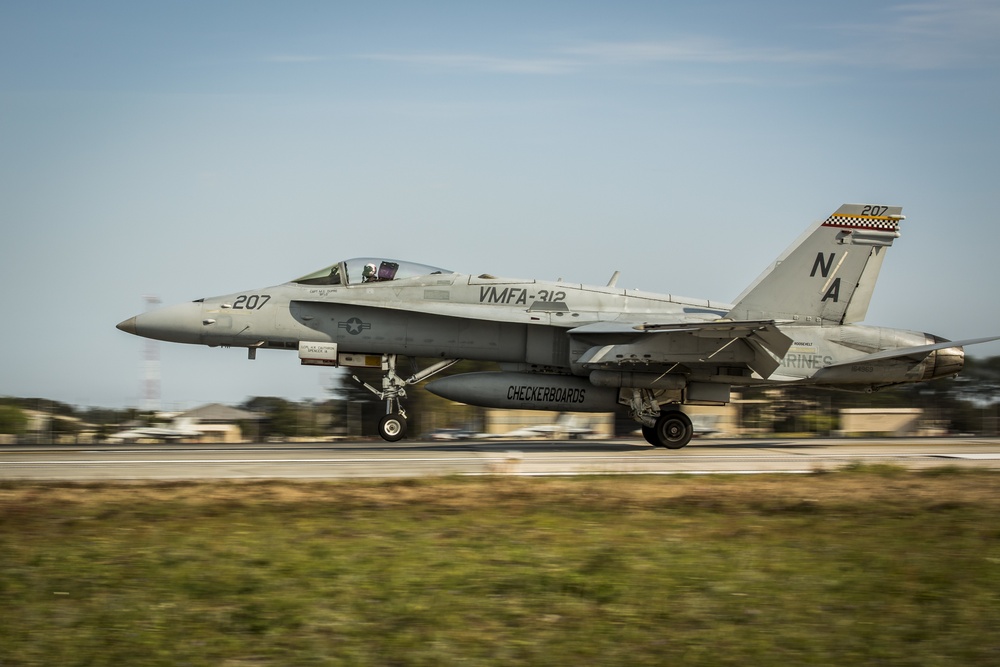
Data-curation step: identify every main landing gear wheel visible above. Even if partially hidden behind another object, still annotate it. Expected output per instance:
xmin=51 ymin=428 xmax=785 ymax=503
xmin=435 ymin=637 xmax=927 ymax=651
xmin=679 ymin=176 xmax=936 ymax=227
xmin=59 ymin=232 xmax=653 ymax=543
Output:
xmin=641 ymin=425 xmax=658 ymax=446
xmin=653 ymin=410 xmax=693 ymax=449
xmin=378 ymin=413 xmax=407 ymax=442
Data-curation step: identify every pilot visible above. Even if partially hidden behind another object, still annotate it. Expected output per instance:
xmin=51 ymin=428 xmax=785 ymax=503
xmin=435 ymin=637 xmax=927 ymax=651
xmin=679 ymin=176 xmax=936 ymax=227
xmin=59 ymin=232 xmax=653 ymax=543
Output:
xmin=362 ymin=263 xmax=379 ymax=282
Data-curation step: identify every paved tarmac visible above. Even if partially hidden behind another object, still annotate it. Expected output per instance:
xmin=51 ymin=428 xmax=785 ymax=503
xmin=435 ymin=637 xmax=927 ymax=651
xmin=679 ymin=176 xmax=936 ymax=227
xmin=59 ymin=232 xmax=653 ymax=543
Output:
xmin=2 ymin=437 xmax=1000 ymax=481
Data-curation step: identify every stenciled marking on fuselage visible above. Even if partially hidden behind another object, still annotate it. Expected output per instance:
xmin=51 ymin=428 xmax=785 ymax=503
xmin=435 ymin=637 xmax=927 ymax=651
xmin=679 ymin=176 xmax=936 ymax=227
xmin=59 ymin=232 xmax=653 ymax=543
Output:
xmin=479 ymin=287 xmax=566 ymax=305
xmin=507 ymin=385 xmax=586 ymax=403
xmin=232 ymin=294 xmax=271 ymax=310
xmin=782 ymin=353 xmax=834 ymax=370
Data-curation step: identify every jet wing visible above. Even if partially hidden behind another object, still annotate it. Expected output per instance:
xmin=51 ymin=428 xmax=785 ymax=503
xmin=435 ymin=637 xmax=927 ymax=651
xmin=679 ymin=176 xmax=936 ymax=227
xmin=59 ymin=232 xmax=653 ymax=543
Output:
xmin=569 ymin=320 xmax=793 ymax=379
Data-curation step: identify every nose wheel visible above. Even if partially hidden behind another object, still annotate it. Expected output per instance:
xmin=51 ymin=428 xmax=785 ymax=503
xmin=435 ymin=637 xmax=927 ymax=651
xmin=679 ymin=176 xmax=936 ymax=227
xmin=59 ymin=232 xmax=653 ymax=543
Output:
xmin=378 ymin=413 xmax=407 ymax=442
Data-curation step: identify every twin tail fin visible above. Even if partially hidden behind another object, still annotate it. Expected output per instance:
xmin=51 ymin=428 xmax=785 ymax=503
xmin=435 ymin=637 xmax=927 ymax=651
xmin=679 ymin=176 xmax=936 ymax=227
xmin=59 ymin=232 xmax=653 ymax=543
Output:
xmin=726 ymin=204 xmax=903 ymax=325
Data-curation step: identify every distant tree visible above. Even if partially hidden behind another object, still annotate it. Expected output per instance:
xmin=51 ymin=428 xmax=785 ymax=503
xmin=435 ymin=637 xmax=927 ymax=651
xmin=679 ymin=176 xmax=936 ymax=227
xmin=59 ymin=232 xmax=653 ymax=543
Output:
xmin=241 ymin=396 xmax=290 ymax=414
xmin=950 ymin=356 xmax=1000 ymax=406
xmin=2 ymin=397 xmax=78 ymax=418
xmin=0 ymin=405 xmax=27 ymax=435
xmin=51 ymin=415 xmax=81 ymax=436
xmin=240 ymin=397 xmax=299 ymax=438
xmin=739 ymin=355 xmax=1000 ymax=434
xmin=314 ymin=398 xmax=349 ymax=437
xmin=328 ymin=369 xmax=384 ymax=436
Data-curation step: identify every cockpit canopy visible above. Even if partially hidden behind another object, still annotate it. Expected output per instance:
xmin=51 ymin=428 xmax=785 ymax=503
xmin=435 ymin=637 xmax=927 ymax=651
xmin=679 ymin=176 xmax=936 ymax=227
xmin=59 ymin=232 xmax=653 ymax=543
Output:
xmin=293 ymin=258 xmax=452 ymax=286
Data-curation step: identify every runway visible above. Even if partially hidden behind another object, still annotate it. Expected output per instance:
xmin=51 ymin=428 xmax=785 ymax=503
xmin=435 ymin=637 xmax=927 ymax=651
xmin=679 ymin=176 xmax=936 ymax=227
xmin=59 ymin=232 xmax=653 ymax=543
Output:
xmin=3 ymin=437 xmax=1000 ymax=481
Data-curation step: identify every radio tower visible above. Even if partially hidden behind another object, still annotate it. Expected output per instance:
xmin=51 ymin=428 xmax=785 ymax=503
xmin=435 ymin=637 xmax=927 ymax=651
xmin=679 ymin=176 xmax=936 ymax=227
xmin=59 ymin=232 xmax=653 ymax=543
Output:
xmin=141 ymin=295 xmax=161 ymax=412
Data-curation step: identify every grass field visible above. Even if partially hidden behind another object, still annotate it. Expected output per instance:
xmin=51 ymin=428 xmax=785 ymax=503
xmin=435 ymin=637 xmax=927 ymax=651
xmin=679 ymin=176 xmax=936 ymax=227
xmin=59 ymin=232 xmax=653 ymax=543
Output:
xmin=2 ymin=468 xmax=1000 ymax=666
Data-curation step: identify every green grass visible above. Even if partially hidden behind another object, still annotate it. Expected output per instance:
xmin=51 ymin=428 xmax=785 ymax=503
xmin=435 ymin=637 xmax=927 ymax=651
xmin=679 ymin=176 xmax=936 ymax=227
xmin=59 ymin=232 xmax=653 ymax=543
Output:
xmin=2 ymin=471 xmax=1000 ymax=666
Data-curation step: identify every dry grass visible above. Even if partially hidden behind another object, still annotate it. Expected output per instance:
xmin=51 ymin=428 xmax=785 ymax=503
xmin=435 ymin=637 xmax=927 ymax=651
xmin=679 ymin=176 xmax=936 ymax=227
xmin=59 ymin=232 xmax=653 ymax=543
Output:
xmin=2 ymin=469 xmax=1000 ymax=666
xmin=3 ymin=466 xmax=995 ymax=512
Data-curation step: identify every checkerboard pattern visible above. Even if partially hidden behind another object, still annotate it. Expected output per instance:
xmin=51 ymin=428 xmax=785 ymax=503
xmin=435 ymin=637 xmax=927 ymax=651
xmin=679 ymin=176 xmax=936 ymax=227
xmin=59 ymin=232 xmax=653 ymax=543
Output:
xmin=822 ymin=214 xmax=899 ymax=231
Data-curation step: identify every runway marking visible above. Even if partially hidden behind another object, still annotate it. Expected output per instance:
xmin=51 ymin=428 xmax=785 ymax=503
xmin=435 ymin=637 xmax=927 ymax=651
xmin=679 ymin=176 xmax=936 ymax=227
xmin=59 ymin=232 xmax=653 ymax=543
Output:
xmin=933 ymin=454 xmax=1000 ymax=460
xmin=1 ymin=455 xmax=956 ymax=466
xmin=4 ymin=458 xmax=492 ymax=466
xmin=476 ymin=470 xmax=818 ymax=477
xmin=5 ymin=441 xmax=1000 ymax=480
xmin=5 ymin=452 xmax=995 ymax=466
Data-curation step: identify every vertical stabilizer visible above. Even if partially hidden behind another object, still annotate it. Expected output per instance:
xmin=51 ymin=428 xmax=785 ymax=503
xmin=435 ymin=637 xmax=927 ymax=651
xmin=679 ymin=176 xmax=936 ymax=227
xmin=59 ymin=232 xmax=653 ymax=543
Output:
xmin=726 ymin=204 xmax=902 ymax=325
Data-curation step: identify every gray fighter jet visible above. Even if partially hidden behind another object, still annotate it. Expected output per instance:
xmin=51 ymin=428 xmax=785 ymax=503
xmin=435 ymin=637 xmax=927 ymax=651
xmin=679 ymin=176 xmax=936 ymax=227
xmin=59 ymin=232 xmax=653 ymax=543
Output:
xmin=117 ymin=204 xmax=997 ymax=448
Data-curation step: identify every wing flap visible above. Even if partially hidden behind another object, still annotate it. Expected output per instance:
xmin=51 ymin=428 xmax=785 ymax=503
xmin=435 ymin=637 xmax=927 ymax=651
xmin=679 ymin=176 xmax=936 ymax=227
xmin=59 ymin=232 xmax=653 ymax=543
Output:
xmin=570 ymin=320 xmax=793 ymax=379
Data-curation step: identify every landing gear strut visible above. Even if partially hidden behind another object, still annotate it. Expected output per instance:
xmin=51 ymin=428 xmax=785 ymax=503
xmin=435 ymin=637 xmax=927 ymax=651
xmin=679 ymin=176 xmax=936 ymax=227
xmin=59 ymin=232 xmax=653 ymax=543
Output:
xmin=353 ymin=355 xmax=461 ymax=442
xmin=627 ymin=389 xmax=694 ymax=449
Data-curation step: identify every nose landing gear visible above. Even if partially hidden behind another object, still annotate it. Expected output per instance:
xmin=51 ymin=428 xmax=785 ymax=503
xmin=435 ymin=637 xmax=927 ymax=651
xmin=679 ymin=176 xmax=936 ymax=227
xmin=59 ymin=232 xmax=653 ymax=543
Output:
xmin=352 ymin=355 xmax=462 ymax=442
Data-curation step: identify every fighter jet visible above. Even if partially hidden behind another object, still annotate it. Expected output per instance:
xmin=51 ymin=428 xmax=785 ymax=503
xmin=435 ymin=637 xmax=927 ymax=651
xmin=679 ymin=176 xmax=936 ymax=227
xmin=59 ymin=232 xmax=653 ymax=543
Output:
xmin=107 ymin=418 xmax=202 ymax=443
xmin=117 ymin=204 xmax=997 ymax=448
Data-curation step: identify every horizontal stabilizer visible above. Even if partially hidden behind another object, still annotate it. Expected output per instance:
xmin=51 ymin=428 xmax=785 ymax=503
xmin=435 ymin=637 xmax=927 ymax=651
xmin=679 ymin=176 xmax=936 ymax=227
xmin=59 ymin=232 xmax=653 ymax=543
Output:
xmin=822 ymin=335 xmax=1000 ymax=369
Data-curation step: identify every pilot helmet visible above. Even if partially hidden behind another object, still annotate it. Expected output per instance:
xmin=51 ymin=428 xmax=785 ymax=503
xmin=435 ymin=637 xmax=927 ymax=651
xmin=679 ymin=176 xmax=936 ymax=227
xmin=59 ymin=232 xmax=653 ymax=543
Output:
xmin=363 ymin=263 xmax=378 ymax=281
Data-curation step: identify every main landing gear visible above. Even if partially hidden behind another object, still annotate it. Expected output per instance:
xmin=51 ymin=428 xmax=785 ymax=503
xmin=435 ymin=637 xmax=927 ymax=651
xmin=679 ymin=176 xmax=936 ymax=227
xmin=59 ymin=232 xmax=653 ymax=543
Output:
xmin=640 ymin=411 xmax=694 ymax=449
xmin=353 ymin=355 xmax=461 ymax=442
xmin=626 ymin=389 xmax=694 ymax=449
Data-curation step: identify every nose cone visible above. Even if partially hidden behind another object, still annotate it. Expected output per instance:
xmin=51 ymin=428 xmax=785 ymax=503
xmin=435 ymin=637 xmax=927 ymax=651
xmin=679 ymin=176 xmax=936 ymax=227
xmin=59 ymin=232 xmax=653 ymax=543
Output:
xmin=115 ymin=301 xmax=205 ymax=344
xmin=116 ymin=317 xmax=138 ymax=335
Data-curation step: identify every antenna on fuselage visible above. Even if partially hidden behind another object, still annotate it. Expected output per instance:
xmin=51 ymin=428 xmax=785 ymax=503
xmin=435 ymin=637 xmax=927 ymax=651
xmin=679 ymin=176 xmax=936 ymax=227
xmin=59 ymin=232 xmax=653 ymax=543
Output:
xmin=607 ymin=271 xmax=620 ymax=287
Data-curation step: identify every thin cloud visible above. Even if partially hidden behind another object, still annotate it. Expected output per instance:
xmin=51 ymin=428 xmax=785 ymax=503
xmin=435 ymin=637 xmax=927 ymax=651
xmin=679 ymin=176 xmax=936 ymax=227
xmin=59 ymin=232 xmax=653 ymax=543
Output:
xmin=561 ymin=38 xmax=829 ymax=66
xmin=263 ymin=55 xmax=330 ymax=64
xmin=354 ymin=2 xmax=999 ymax=78
xmin=890 ymin=0 xmax=1000 ymax=39
xmin=863 ymin=0 xmax=1000 ymax=69
xmin=356 ymin=39 xmax=842 ymax=80
xmin=356 ymin=52 xmax=577 ymax=75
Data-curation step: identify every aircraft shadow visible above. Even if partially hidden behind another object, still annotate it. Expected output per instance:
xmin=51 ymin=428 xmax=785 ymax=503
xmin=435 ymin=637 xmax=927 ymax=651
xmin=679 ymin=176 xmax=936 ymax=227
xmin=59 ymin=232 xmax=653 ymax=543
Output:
xmin=345 ymin=439 xmax=829 ymax=453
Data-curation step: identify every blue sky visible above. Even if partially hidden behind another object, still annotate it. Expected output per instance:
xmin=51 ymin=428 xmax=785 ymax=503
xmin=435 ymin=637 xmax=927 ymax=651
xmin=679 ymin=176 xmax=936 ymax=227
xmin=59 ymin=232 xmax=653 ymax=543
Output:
xmin=2 ymin=1 xmax=999 ymax=410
